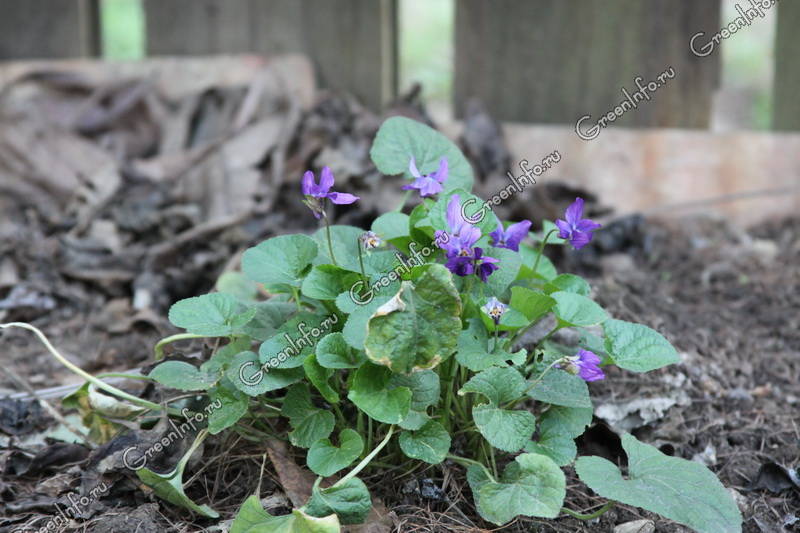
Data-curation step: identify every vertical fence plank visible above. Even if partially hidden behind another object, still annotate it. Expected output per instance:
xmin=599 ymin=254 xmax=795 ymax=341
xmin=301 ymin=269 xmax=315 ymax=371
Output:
xmin=773 ymin=1 xmax=800 ymax=131
xmin=454 ymin=0 xmax=721 ymax=128
xmin=0 ymin=0 xmax=100 ymax=59
xmin=144 ymin=0 xmax=397 ymax=110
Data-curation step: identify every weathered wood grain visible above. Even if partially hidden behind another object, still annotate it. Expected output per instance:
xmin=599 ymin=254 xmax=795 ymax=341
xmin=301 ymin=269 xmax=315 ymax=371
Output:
xmin=144 ymin=0 xmax=397 ymax=110
xmin=454 ymin=0 xmax=721 ymax=127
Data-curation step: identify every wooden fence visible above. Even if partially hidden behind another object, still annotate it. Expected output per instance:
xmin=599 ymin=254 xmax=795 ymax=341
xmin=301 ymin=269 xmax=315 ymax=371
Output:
xmin=0 ymin=0 xmax=797 ymax=130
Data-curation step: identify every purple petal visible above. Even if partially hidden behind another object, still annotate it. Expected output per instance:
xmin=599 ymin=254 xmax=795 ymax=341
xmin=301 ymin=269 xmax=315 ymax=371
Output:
xmin=489 ymin=221 xmax=504 ymax=247
xmin=554 ymin=219 xmax=572 ymax=239
xmin=446 ymin=195 xmax=465 ymax=235
xmin=459 ymin=225 xmax=481 ymax=249
xmin=569 ymin=230 xmax=593 ymax=249
xmin=502 ymin=220 xmax=532 ymax=251
xmin=434 ymin=230 xmax=451 ymax=248
xmin=409 ymin=157 xmax=421 ymax=178
xmin=319 ymin=166 xmax=335 ymax=194
xmin=476 ymin=261 xmax=499 ymax=282
xmin=445 ymin=254 xmax=474 ymax=277
xmin=435 ymin=157 xmax=448 ymax=183
xmin=575 ymin=219 xmax=601 ymax=233
xmin=302 ymin=170 xmax=316 ymax=196
xmin=564 ymin=197 xmax=584 ymax=225
xmin=327 ymin=191 xmax=359 ymax=205
xmin=578 ymin=365 xmax=605 ymax=381
xmin=577 ymin=349 xmax=601 ymax=365
xmin=417 ymin=177 xmax=444 ymax=197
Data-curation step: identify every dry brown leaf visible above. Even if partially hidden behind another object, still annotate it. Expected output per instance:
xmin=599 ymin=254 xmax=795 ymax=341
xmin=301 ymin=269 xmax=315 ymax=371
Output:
xmin=265 ymin=438 xmax=316 ymax=508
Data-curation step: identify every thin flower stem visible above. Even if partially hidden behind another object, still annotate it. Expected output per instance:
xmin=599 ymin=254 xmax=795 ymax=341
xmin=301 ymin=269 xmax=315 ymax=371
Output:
xmin=291 ymin=287 xmax=303 ymax=311
xmin=367 ymin=417 xmax=373 ymax=455
xmin=154 ymin=333 xmax=206 ymax=360
xmin=394 ymin=190 xmax=411 ymax=212
xmin=504 ymin=357 xmax=565 ymax=409
xmin=446 ymin=454 xmax=496 ymax=483
xmin=335 ymin=425 xmax=395 ymax=487
xmin=531 ymin=228 xmax=556 ymax=278
xmin=561 ymin=501 xmax=616 ymax=520
xmin=509 ymin=313 xmax=560 ymax=349
xmin=324 ymin=214 xmax=338 ymax=266
xmin=1 ymin=322 xmax=165 ymax=413
xmin=356 ymin=238 xmax=368 ymax=286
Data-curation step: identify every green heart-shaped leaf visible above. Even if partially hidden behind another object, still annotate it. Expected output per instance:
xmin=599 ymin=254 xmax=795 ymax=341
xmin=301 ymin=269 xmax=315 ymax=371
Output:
xmin=472 ymin=404 xmax=536 ymax=452
xmin=543 ymin=274 xmax=590 ymax=296
xmin=207 ymin=379 xmax=249 ymax=434
xmin=399 ymin=420 xmax=450 ymax=464
xmin=304 ymin=477 xmax=371 ymax=525
xmin=456 ymin=319 xmax=525 ymax=371
xmin=510 ymin=287 xmax=556 ymax=323
xmin=316 ymin=332 xmax=366 ymax=369
xmin=459 ymin=366 xmax=526 ymax=406
xmin=364 ymin=264 xmax=462 ymax=373
xmin=460 ymin=367 xmax=535 ymax=452
xmin=281 ymin=384 xmax=335 ymax=448
xmin=347 ymin=363 xmax=411 ymax=424
xmin=227 ymin=351 xmax=304 ymax=396
xmin=259 ymin=313 xmax=339 ymax=369
xmin=231 ymin=495 xmax=339 ymax=533
xmin=551 ymin=291 xmax=608 ymax=327
xmin=303 ymin=354 xmax=338 ymax=404
xmin=524 ymin=406 xmax=592 ymax=465
xmin=302 ymin=265 xmax=361 ymax=301
xmin=242 ymin=234 xmax=318 ymax=291
xmin=467 ymin=453 xmax=565 ymax=525
xmin=526 ymin=369 xmax=592 ymax=408
xmin=575 ymin=433 xmax=742 ymax=533
xmin=149 ymin=361 xmax=218 ymax=391
xmin=603 ymin=319 xmax=679 ymax=372
xmin=168 ymin=293 xmax=256 ymax=337
xmin=307 ymin=429 xmax=364 ymax=477
xmin=370 ymin=116 xmax=474 ymax=192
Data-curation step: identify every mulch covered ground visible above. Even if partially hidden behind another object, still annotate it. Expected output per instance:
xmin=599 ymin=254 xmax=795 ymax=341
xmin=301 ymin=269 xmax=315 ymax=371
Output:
xmin=0 ymin=58 xmax=798 ymax=533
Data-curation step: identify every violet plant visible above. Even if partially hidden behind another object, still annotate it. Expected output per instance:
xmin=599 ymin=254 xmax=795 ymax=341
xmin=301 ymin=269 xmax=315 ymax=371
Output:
xmin=1 ymin=117 xmax=741 ymax=532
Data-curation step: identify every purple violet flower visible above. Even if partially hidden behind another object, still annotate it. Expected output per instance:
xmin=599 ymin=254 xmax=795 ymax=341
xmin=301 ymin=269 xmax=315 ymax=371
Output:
xmin=555 ymin=197 xmax=601 ymax=249
xmin=402 ymin=157 xmax=448 ymax=197
xmin=435 ymin=195 xmax=481 ymax=257
xmin=490 ymin=219 xmax=532 ymax=251
xmin=482 ymin=297 xmax=508 ymax=325
xmin=473 ymin=248 xmax=499 ymax=282
xmin=435 ymin=195 xmax=499 ymax=282
xmin=301 ymin=167 xmax=359 ymax=218
xmin=559 ymin=349 xmax=605 ymax=382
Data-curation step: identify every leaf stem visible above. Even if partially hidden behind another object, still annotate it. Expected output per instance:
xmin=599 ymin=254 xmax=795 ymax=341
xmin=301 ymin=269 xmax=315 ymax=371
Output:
xmin=531 ymin=229 xmax=556 ymax=277
xmin=561 ymin=501 xmax=616 ymax=520
xmin=335 ymin=425 xmax=395 ymax=487
xmin=1 ymin=322 xmax=165 ymax=413
xmin=394 ymin=190 xmax=411 ymax=212
xmin=505 ymin=357 xmax=565 ymax=409
xmin=324 ymin=215 xmax=338 ymax=266
xmin=154 ymin=333 xmax=206 ymax=360
xmin=446 ymin=454 xmax=496 ymax=483
xmin=356 ymin=237 xmax=368 ymax=286
xmin=291 ymin=287 xmax=303 ymax=312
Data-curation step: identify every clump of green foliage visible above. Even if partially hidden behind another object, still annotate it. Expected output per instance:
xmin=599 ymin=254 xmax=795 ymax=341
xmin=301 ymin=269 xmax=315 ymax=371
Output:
xmin=2 ymin=117 xmax=742 ymax=533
